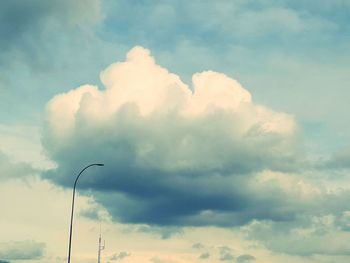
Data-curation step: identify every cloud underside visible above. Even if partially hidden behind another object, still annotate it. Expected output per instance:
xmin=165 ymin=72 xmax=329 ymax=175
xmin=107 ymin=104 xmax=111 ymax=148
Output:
xmin=43 ymin=46 xmax=315 ymax=228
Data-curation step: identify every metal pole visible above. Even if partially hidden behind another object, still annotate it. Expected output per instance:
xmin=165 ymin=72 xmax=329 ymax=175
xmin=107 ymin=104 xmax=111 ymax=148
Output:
xmin=67 ymin=163 xmax=104 ymax=263
xmin=98 ymin=224 xmax=105 ymax=263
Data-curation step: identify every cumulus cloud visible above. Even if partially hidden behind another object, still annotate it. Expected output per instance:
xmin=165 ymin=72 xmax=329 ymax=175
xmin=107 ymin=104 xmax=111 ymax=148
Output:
xmin=0 ymin=240 xmax=45 ymax=260
xmin=42 ymin=46 xmax=307 ymax=227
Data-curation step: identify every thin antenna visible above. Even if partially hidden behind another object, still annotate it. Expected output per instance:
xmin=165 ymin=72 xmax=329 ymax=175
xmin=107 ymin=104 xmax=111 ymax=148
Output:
xmin=97 ymin=223 xmax=105 ymax=263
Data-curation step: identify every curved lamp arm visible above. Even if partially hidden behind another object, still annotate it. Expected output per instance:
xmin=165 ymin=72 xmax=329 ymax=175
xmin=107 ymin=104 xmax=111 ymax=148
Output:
xmin=67 ymin=163 xmax=104 ymax=263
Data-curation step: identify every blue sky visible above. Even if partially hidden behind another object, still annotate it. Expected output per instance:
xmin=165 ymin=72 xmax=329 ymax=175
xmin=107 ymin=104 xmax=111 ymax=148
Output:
xmin=1 ymin=1 xmax=350 ymax=263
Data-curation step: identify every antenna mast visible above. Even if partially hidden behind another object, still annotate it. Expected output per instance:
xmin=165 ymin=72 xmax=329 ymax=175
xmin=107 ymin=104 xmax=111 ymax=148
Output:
xmin=97 ymin=224 xmax=105 ymax=263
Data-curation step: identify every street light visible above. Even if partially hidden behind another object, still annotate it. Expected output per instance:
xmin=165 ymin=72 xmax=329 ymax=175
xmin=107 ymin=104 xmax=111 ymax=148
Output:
xmin=67 ymin=163 xmax=104 ymax=263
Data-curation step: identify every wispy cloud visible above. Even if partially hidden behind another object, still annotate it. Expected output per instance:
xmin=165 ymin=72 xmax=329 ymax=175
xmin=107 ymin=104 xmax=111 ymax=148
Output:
xmin=110 ymin=251 xmax=130 ymax=261
xmin=198 ymin=252 xmax=210 ymax=260
xmin=237 ymin=254 xmax=255 ymax=263
xmin=0 ymin=240 xmax=45 ymax=260
xmin=0 ymin=151 xmax=38 ymax=182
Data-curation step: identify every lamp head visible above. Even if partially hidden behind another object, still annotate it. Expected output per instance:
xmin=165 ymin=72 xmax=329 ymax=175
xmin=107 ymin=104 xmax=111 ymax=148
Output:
xmin=96 ymin=163 xmax=104 ymax=166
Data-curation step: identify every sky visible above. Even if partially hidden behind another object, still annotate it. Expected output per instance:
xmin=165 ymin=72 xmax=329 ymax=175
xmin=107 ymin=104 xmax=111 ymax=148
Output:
xmin=1 ymin=0 xmax=350 ymax=262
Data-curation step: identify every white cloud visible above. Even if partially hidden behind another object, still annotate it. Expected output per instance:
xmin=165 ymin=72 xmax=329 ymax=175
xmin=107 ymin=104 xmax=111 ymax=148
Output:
xmin=44 ymin=45 xmax=296 ymax=167
xmin=41 ymin=46 xmax=305 ymax=228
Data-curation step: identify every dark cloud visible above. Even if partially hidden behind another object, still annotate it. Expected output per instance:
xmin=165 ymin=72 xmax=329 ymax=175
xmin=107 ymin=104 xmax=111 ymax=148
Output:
xmin=237 ymin=254 xmax=255 ymax=263
xmin=44 ymin=159 xmax=304 ymax=227
xmin=0 ymin=260 xmax=10 ymax=263
xmin=0 ymin=240 xmax=45 ymax=260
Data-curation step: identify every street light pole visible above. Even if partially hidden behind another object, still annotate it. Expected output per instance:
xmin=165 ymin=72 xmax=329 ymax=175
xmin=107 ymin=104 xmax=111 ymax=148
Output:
xmin=67 ymin=163 xmax=104 ymax=263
